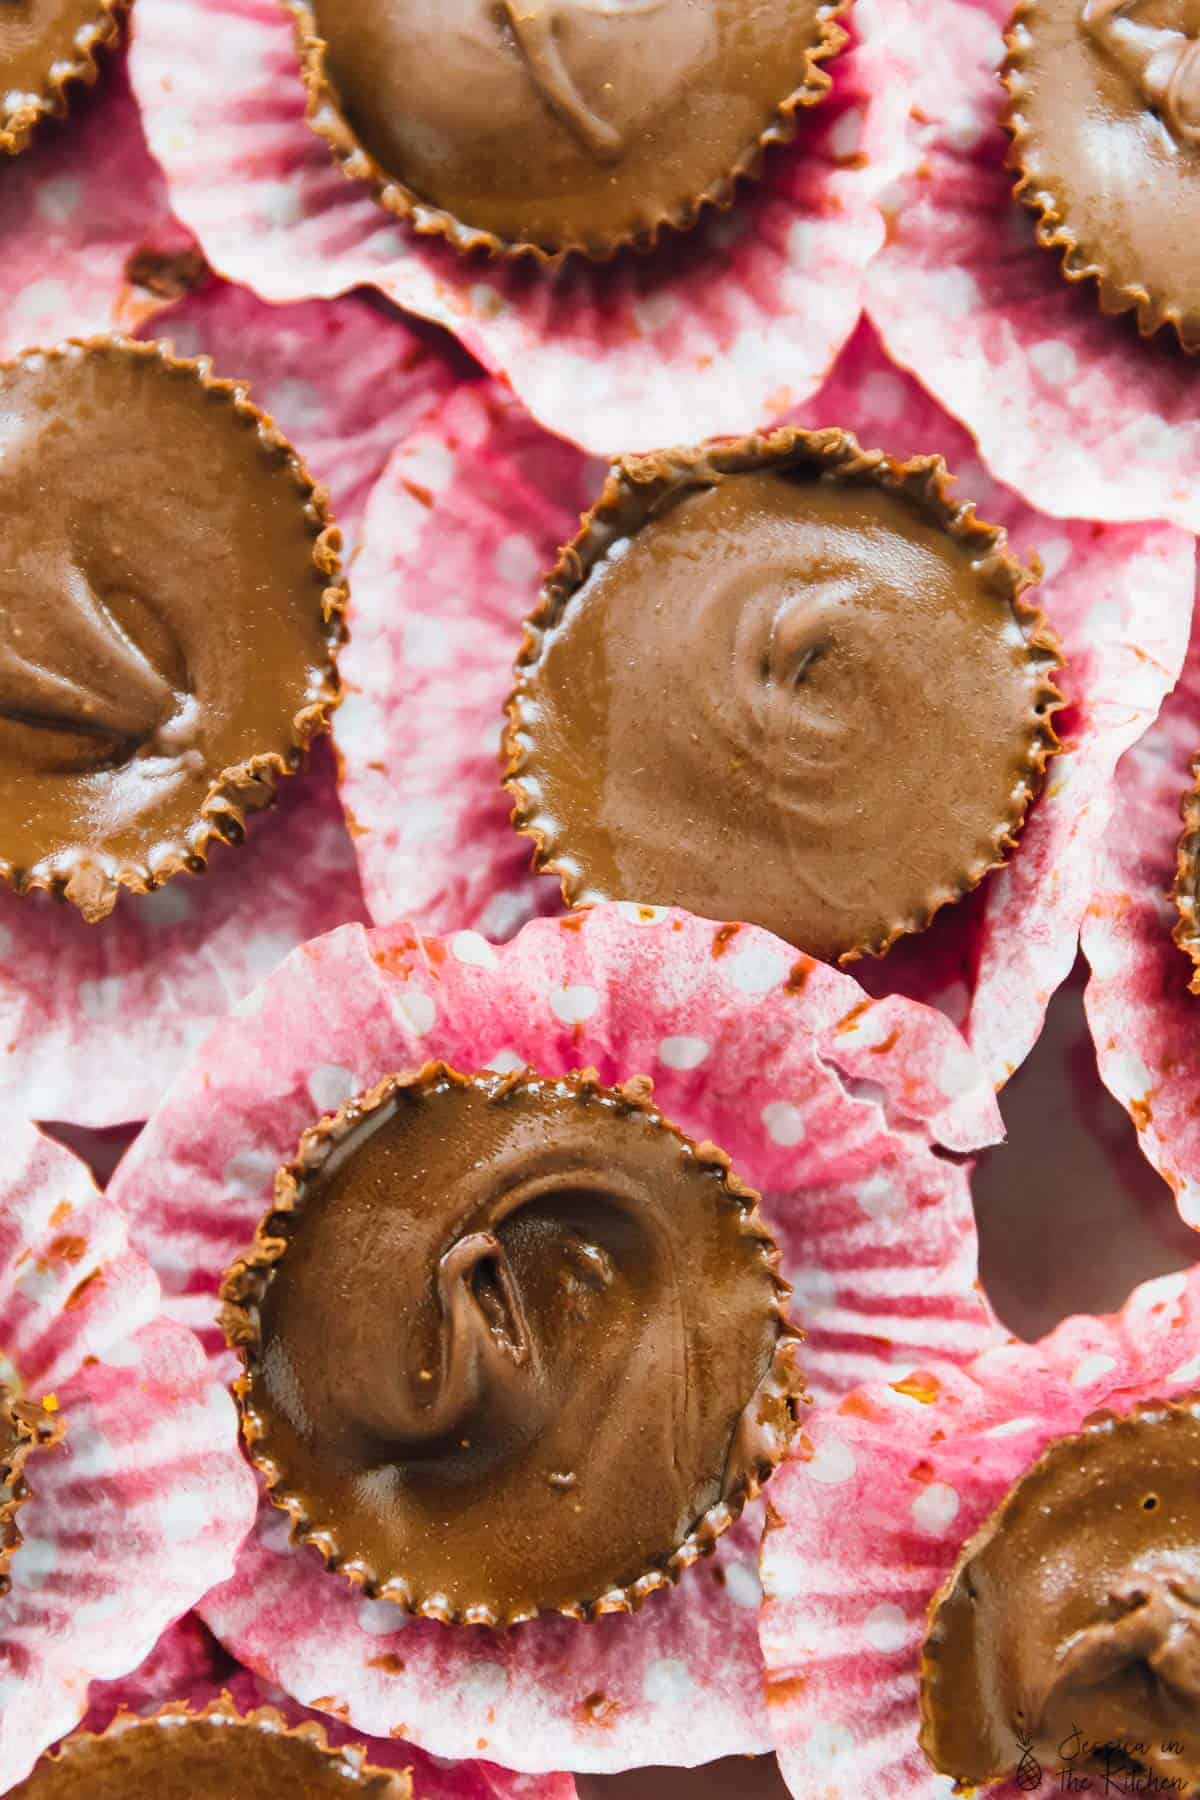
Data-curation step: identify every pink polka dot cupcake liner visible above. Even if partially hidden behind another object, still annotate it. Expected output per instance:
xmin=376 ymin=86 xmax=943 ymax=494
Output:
xmin=107 ymin=903 xmax=1003 ymax=1772
xmin=865 ymin=0 xmax=1200 ymax=532
xmin=75 ymin=1617 xmax=577 ymax=1799
xmin=335 ymin=319 xmax=1193 ymax=1091
xmin=1081 ymin=579 xmax=1200 ymax=1230
xmin=0 ymin=1119 xmax=257 ymax=1790
xmin=127 ymin=0 xmax=904 ymax=457
xmin=0 ymin=278 xmax=462 ymax=1130
xmin=0 ymin=52 xmax=194 ymax=355
xmin=758 ymin=1264 xmax=1200 ymax=1800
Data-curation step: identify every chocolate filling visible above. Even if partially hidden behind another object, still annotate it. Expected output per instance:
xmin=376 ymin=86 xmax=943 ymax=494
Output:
xmin=294 ymin=0 xmax=847 ymax=256
xmin=1006 ymin=0 xmax=1200 ymax=349
xmin=921 ymin=1396 xmax=1200 ymax=1788
xmin=505 ymin=433 xmax=1060 ymax=966
xmin=0 ymin=0 xmax=124 ymax=152
xmin=222 ymin=1066 xmax=802 ymax=1626
xmin=0 ymin=339 xmax=344 ymax=920
xmin=9 ymin=1708 xmax=408 ymax=1797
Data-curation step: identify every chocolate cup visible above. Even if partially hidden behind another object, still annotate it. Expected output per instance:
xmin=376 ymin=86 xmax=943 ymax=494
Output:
xmin=286 ymin=0 xmax=850 ymax=264
xmin=1172 ymin=759 xmax=1200 ymax=990
xmin=918 ymin=1393 xmax=1200 ymax=1787
xmin=220 ymin=1063 xmax=806 ymax=1629
xmin=0 ymin=1388 xmax=65 ymax=1595
xmin=0 ymin=335 xmax=346 ymax=924
xmin=503 ymin=426 xmax=1063 ymax=967
xmin=0 ymin=0 xmax=127 ymax=157
xmin=10 ymin=1697 xmax=410 ymax=1795
xmin=1004 ymin=0 xmax=1200 ymax=355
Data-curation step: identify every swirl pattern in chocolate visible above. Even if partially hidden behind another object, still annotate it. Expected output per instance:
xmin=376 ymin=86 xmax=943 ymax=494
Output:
xmin=0 ymin=339 xmax=344 ymax=921
xmin=505 ymin=432 xmax=1060 ymax=967
xmin=9 ymin=1705 xmax=407 ymax=1797
xmin=1006 ymin=0 xmax=1200 ymax=350
xmin=0 ymin=0 xmax=125 ymax=154
xmin=920 ymin=1396 xmax=1200 ymax=1788
xmin=221 ymin=1065 xmax=802 ymax=1626
xmin=295 ymin=0 xmax=848 ymax=256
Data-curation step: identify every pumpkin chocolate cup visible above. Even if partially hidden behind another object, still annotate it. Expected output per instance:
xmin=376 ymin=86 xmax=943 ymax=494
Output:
xmin=1004 ymin=0 xmax=1200 ymax=352
xmin=8 ymin=1697 xmax=410 ymax=1797
xmin=1172 ymin=754 xmax=1200 ymax=990
xmin=0 ymin=0 xmax=127 ymax=157
xmin=921 ymin=1394 xmax=1200 ymax=1789
xmin=503 ymin=427 xmax=1062 ymax=969
xmin=0 ymin=336 xmax=345 ymax=924
xmin=0 ymin=1386 xmax=64 ymax=1594
xmin=220 ymin=1062 xmax=805 ymax=1630
xmin=288 ymin=0 xmax=850 ymax=262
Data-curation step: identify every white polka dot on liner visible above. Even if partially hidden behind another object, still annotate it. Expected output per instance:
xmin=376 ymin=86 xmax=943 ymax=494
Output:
xmin=395 ymin=989 xmax=437 ymax=1036
xmin=724 ymin=1561 xmax=762 ymax=1610
xmin=657 ymin=1035 xmax=710 ymax=1071
xmin=549 ymin=985 xmax=599 ymax=1025
xmin=807 ymin=1438 xmax=856 ymax=1486
xmin=911 ymin=1483 xmax=960 ymax=1535
xmin=357 ymin=1597 xmax=407 ymax=1637
xmin=1070 ymin=1353 xmax=1117 ymax=1388
xmin=1170 ymin=1353 xmax=1200 ymax=1387
xmin=862 ymin=1602 xmax=909 ymax=1653
xmin=451 ymin=930 xmax=498 ymax=969
xmin=761 ymin=1101 xmax=806 ymax=1147
xmin=307 ymin=1064 xmax=357 ymax=1114
xmin=642 ymin=1658 xmax=693 ymax=1705
xmin=725 ymin=939 xmax=790 ymax=995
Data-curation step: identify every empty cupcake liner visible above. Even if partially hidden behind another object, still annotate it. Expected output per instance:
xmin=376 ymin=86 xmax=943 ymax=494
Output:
xmin=1081 ymin=581 xmax=1200 ymax=1231
xmin=758 ymin=1264 xmax=1200 ymax=1800
xmin=336 ymin=320 xmax=1192 ymax=1090
xmin=0 ymin=52 xmax=194 ymax=353
xmin=864 ymin=0 xmax=1200 ymax=532
xmin=128 ymin=0 xmax=906 ymax=455
xmin=0 ymin=279 xmax=461 ymax=1128
xmin=0 ymin=1119 xmax=258 ymax=1790
xmin=74 ymin=1619 xmax=577 ymax=1799
xmin=107 ymin=903 xmax=1003 ymax=1771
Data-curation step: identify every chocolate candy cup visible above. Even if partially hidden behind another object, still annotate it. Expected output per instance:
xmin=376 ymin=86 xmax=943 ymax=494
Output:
xmin=0 ymin=336 xmax=345 ymax=923
xmin=0 ymin=0 xmax=126 ymax=156
xmin=221 ymin=1063 xmax=804 ymax=1629
xmin=288 ymin=0 xmax=849 ymax=261
xmin=1005 ymin=0 xmax=1200 ymax=352
xmin=503 ymin=427 xmax=1062 ymax=968
xmin=9 ymin=1698 xmax=409 ymax=1796
xmin=920 ymin=1393 xmax=1200 ymax=1788
xmin=0 ymin=1387 xmax=63 ymax=1594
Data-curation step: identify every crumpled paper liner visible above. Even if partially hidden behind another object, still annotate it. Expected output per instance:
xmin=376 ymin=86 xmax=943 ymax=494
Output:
xmin=758 ymin=1264 xmax=1200 ymax=1800
xmin=336 ymin=321 xmax=1192 ymax=1089
xmin=128 ymin=0 xmax=905 ymax=455
xmin=0 ymin=53 xmax=196 ymax=352
xmin=0 ymin=1121 xmax=258 ymax=1790
xmin=0 ymin=278 xmax=460 ymax=1127
xmin=79 ymin=1618 xmax=577 ymax=1799
xmin=109 ymin=905 xmax=1003 ymax=1771
xmin=1081 ymin=582 xmax=1200 ymax=1230
xmin=865 ymin=0 xmax=1200 ymax=532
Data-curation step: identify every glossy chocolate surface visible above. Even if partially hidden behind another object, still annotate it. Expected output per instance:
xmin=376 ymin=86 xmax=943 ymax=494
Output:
xmin=921 ymin=1396 xmax=1200 ymax=1786
xmin=1007 ymin=0 xmax=1200 ymax=348
xmin=506 ymin=446 xmax=1057 ymax=965
xmin=303 ymin=0 xmax=844 ymax=254
xmin=0 ymin=340 xmax=341 ymax=919
xmin=10 ymin=1712 xmax=407 ymax=1798
xmin=225 ymin=1068 xmax=799 ymax=1624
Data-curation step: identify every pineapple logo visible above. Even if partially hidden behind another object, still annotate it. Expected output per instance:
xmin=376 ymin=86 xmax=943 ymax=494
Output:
xmin=1015 ymin=1727 xmax=1043 ymax=1792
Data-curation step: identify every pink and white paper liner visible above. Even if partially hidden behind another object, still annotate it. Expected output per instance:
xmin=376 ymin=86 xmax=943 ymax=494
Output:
xmin=758 ymin=1264 xmax=1200 ymax=1800
xmin=109 ymin=904 xmax=1003 ymax=1771
xmin=76 ymin=1618 xmax=577 ymax=1800
xmin=0 ymin=53 xmax=193 ymax=355
xmin=0 ymin=278 xmax=463 ymax=1129
xmin=865 ymin=0 xmax=1200 ymax=531
xmin=0 ymin=1121 xmax=257 ymax=1790
xmin=128 ymin=0 xmax=905 ymax=456
xmin=336 ymin=321 xmax=1193 ymax=1090
xmin=1081 ymin=583 xmax=1200 ymax=1230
